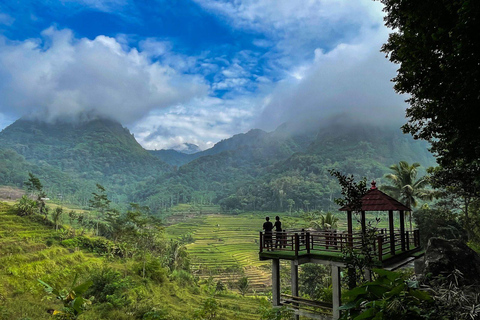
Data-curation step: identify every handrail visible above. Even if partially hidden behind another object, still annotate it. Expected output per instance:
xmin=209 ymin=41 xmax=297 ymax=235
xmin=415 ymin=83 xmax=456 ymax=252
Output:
xmin=259 ymin=229 xmax=421 ymax=261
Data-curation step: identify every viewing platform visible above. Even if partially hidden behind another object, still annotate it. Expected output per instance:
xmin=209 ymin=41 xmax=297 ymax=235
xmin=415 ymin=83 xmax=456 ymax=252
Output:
xmin=259 ymin=228 xmax=422 ymax=267
xmin=260 ymin=181 xmax=425 ymax=320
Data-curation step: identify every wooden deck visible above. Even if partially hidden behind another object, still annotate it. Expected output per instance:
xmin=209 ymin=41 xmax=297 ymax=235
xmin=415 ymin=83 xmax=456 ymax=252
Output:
xmin=259 ymin=229 xmax=421 ymax=265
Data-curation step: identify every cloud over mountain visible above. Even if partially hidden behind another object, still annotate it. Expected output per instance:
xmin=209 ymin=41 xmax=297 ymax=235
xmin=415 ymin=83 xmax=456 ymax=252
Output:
xmin=0 ymin=27 xmax=207 ymax=124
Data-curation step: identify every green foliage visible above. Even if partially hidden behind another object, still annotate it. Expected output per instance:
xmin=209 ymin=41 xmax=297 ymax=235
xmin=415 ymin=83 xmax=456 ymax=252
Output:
xmin=379 ymin=0 xmax=480 ymax=174
xmin=134 ymin=258 xmax=168 ymax=283
xmin=52 ymin=207 xmax=63 ymax=230
xmin=24 ymin=172 xmax=44 ymax=196
xmin=142 ymin=308 xmax=170 ymax=320
xmin=237 ymin=276 xmax=250 ymax=297
xmin=329 ymin=169 xmax=367 ymax=212
xmin=414 ymin=207 xmax=466 ymax=246
xmin=38 ymin=274 xmax=93 ymax=319
xmin=61 ymin=236 xmax=122 ymax=257
xmin=340 ymin=269 xmax=432 ymax=320
xmin=85 ymin=267 xmax=131 ymax=307
xmin=303 ymin=211 xmax=339 ymax=231
xmin=15 ymin=195 xmax=37 ymax=216
xmin=258 ymin=299 xmax=295 ymax=320
xmin=299 ymin=264 xmax=331 ymax=301
xmin=379 ymin=0 xmax=480 ymax=246
xmin=381 ymin=161 xmax=433 ymax=230
xmin=194 ymin=297 xmax=220 ymax=320
xmin=382 ymin=162 xmax=432 ymax=208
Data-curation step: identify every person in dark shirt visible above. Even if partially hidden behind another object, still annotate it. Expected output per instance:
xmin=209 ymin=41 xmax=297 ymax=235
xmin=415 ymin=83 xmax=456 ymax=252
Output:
xmin=263 ymin=217 xmax=273 ymax=251
xmin=274 ymin=216 xmax=283 ymax=248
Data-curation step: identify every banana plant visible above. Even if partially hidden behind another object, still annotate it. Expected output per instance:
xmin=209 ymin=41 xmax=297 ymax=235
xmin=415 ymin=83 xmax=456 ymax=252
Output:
xmin=38 ymin=274 xmax=93 ymax=319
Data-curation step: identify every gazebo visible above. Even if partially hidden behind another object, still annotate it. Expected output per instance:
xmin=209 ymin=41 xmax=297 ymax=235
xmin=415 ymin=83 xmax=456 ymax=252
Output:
xmin=258 ymin=181 xmax=423 ymax=320
xmin=340 ymin=180 xmax=416 ymax=256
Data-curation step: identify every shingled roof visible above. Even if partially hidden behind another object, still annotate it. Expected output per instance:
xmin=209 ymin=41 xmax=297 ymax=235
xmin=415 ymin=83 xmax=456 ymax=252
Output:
xmin=339 ymin=181 xmax=411 ymax=212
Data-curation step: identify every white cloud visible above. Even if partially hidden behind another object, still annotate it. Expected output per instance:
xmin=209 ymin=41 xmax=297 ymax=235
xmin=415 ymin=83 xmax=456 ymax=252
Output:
xmin=132 ymin=97 xmax=257 ymax=150
xmin=194 ymin=0 xmax=385 ymax=67
xmin=0 ymin=27 xmax=208 ymax=124
xmin=257 ymin=27 xmax=406 ymax=131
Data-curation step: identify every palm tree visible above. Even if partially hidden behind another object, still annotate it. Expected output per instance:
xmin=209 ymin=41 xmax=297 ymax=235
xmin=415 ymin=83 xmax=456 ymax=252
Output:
xmin=381 ymin=161 xmax=433 ymax=231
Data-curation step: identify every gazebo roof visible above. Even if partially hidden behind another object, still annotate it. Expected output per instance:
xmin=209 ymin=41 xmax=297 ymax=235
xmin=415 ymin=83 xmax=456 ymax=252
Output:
xmin=339 ymin=181 xmax=411 ymax=212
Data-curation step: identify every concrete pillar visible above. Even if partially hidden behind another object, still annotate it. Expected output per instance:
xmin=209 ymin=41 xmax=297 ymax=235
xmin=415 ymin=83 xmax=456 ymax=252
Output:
xmin=332 ymin=265 xmax=341 ymax=320
xmin=272 ymin=259 xmax=281 ymax=306
xmin=290 ymin=261 xmax=298 ymax=297
xmin=290 ymin=261 xmax=300 ymax=320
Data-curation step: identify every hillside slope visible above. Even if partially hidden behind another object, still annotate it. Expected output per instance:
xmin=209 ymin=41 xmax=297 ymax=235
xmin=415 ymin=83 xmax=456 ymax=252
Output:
xmin=0 ymin=118 xmax=171 ymax=204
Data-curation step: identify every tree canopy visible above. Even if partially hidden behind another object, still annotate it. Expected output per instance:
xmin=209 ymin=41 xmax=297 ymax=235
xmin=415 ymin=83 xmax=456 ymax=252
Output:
xmin=379 ymin=0 xmax=480 ymax=186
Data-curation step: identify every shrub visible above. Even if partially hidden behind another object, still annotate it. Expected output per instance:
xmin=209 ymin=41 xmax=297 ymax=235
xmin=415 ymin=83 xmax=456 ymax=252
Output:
xmin=415 ymin=207 xmax=466 ymax=246
xmin=61 ymin=236 xmax=122 ymax=257
xmin=134 ymin=258 xmax=168 ymax=283
xmin=86 ymin=268 xmax=131 ymax=307
xmin=170 ymin=269 xmax=195 ymax=286
xmin=339 ymin=269 xmax=431 ymax=320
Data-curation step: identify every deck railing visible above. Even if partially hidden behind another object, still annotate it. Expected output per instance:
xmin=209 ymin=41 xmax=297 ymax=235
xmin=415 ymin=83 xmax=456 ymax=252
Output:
xmin=259 ymin=229 xmax=420 ymax=261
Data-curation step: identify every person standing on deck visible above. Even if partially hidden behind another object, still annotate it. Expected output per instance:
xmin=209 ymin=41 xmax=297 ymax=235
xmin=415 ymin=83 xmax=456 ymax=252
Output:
xmin=274 ymin=216 xmax=283 ymax=248
xmin=263 ymin=217 xmax=274 ymax=251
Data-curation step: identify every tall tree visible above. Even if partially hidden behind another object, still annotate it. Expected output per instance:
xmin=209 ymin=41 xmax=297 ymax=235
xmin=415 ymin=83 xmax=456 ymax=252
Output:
xmin=88 ymin=184 xmax=111 ymax=236
xmin=24 ymin=173 xmax=47 ymax=218
xmin=381 ymin=161 xmax=432 ymax=230
xmin=378 ymin=0 xmax=480 ymax=193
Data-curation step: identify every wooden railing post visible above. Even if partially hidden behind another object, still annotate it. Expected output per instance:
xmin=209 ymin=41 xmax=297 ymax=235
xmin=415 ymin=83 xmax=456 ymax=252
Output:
xmin=414 ymin=230 xmax=419 ymax=247
xmin=306 ymin=232 xmax=311 ymax=254
xmin=260 ymin=232 xmax=263 ymax=253
xmin=295 ymin=233 xmax=299 ymax=257
xmin=377 ymin=235 xmax=383 ymax=262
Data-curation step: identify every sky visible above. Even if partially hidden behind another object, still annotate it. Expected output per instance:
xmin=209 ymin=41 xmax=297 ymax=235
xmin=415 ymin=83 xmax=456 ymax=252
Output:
xmin=0 ymin=0 xmax=407 ymax=151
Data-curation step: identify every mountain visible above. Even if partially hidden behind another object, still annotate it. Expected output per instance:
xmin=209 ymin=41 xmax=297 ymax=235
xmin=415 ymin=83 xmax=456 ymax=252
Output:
xmin=134 ymin=122 xmax=436 ymax=212
xmin=150 ymin=126 xmax=315 ymax=167
xmin=0 ymin=116 xmax=436 ymax=213
xmin=0 ymin=118 xmax=170 ymax=203
xmin=149 ymin=149 xmax=198 ymax=167
xmin=174 ymin=143 xmax=202 ymax=154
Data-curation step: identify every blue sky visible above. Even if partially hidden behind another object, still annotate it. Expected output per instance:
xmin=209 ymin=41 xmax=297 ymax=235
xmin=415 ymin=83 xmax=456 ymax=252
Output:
xmin=0 ymin=0 xmax=406 ymax=151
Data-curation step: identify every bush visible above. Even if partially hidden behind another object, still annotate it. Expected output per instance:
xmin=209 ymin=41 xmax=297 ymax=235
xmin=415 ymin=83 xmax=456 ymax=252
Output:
xmin=134 ymin=258 xmax=168 ymax=283
xmin=170 ymin=269 xmax=196 ymax=286
xmin=61 ymin=236 xmax=122 ymax=257
xmin=414 ymin=207 xmax=466 ymax=246
xmin=86 ymin=268 xmax=131 ymax=307
xmin=142 ymin=308 xmax=170 ymax=320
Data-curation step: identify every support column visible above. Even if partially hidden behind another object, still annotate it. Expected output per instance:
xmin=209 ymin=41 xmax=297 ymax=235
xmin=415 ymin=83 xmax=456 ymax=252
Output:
xmin=272 ymin=259 xmax=281 ymax=306
xmin=360 ymin=210 xmax=366 ymax=234
xmin=399 ymin=210 xmax=406 ymax=251
xmin=291 ymin=261 xmax=299 ymax=320
xmin=332 ymin=265 xmax=342 ymax=320
xmin=388 ymin=210 xmax=395 ymax=255
xmin=347 ymin=211 xmax=353 ymax=247
xmin=290 ymin=261 xmax=298 ymax=297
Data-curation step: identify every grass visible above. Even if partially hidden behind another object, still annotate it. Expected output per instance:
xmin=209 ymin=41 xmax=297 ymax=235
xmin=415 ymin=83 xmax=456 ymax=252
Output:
xmin=165 ymin=210 xmax=418 ymax=295
xmin=165 ymin=213 xmax=274 ymax=292
xmin=0 ymin=202 xmax=266 ymax=320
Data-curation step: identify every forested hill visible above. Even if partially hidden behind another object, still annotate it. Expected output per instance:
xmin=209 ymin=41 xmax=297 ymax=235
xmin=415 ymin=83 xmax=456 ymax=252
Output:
xmin=132 ymin=122 xmax=436 ymax=213
xmin=0 ymin=118 xmax=170 ymax=204
xmin=0 ymin=117 xmax=435 ymax=212
xmin=149 ymin=124 xmax=317 ymax=167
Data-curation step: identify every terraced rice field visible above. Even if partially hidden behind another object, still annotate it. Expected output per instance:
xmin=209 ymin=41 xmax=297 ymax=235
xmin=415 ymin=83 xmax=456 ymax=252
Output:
xmin=166 ymin=213 xmax=272 ymax=292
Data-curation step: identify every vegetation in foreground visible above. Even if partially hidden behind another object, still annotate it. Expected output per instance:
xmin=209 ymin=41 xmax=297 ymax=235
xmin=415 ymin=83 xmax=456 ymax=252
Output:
xmin=0 ymin=199 xmax=269 ymax=320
